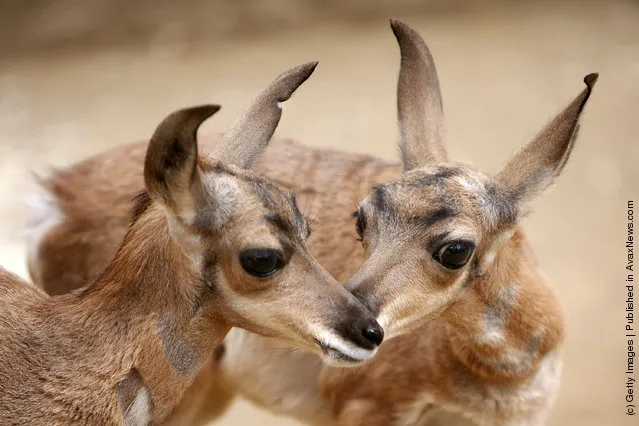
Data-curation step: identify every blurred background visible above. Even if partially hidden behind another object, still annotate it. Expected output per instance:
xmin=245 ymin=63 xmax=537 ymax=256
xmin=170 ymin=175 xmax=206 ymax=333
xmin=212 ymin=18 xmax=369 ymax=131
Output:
xmin=0 ymin=0 xmax=637 ymax=424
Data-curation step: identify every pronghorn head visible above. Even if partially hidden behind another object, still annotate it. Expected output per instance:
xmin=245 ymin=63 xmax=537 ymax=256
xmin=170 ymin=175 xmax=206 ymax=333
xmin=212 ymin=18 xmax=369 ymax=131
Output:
xmin=345 ymin=20 xmax=597 ymax=339
xmin=143 ymin=63 xmax=383 ymax=365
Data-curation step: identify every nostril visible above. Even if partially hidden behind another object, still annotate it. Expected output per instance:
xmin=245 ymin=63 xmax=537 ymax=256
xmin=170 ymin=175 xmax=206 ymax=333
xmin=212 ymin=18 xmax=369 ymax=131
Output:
xmin=361 ymin=325 xmax=384 ymax=347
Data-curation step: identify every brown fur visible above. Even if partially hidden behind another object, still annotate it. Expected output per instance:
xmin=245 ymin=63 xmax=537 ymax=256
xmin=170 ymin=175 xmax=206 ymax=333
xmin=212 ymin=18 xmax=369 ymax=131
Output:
xmin=2 ymin=189 xmax=231 ymax=424
xmin=4 ymin=63 xmax=383 ymax=425
xmin=25 ymin=20 xmax=596 ymax=426
xmin=159 ymin=352 xmax=236 ymax=426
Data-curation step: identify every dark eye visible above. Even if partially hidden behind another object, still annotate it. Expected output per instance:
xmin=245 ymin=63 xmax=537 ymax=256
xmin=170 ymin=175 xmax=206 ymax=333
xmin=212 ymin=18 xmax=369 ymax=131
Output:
xmin=239 ymin=249 xmax=284 ymax=277
xmin=354 ymin=210 xmax=367 ymax=239
xmin=433 ymin=241 xmax=475 ymax=270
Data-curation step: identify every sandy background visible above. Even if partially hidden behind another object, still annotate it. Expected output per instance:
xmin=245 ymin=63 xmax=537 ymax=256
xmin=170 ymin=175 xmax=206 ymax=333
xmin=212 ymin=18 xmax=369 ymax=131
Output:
xmin=0 ymin=0 xmax=637 ymax=424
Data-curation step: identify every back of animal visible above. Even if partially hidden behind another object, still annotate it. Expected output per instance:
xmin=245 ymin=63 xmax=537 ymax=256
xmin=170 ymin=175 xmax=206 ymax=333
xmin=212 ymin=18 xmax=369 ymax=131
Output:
xmin=31 ymin=136 xmax=401 ymax=294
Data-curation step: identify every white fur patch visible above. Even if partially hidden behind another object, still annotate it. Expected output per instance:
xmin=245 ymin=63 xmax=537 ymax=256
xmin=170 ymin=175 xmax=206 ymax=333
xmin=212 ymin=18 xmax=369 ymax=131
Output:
xmin=477 ymin=229 xmax=515 ymax=275
xmin=497 ymin=326 xmax=546 ymax=376
xmin=220 ymin=329 xmax=334 ymax=425
xmin=453 ymin=174 xmax=497 ymax=223
xmin=481 ymin=326 xmax=505 ymax=345
xmin=454 ymin=174 xmax=484 ymax=194
xmin=123 ymin=387 xmax=151 ymax=426
xmin=477 ymin=282 xmax=518 ymax=346
xmin=24 ymin=186 xmax=64 ymax=269
xmin=202 ymin=173 xmax=240 ymax=229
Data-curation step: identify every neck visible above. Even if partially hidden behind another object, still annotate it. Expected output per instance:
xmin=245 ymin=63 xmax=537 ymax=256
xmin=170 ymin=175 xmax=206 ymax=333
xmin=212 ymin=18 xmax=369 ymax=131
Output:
xmin=49 ymin=203 xmax=230 ymax=422
xmin=442 ymin=230 xmax=565 ymax=383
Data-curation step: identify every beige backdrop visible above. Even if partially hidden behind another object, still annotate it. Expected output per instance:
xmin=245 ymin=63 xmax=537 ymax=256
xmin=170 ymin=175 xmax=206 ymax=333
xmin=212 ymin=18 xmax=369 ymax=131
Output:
xmin=0 ymin=0 xmax=637 ymax=425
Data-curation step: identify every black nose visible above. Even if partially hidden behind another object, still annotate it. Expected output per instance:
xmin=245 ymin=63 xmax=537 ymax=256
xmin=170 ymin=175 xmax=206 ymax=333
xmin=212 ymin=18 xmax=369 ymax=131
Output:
xmin=362 ymin=325 xmax=384 ymax=347
xmin=338 ymin=316 xmax=384 ymax=351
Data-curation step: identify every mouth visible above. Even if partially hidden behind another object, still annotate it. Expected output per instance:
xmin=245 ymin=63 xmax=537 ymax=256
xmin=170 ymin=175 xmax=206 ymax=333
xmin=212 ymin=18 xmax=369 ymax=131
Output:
xmin=314 ymin=338 xmax=377 ymax=367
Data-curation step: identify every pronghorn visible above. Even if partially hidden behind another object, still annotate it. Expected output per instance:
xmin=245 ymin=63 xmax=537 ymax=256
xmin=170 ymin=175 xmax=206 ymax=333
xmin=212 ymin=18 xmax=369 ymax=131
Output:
xmin=25 ymin=20 xmax=596 ymax=426
xmin=1 ymin=62 xmax=384 ymax=426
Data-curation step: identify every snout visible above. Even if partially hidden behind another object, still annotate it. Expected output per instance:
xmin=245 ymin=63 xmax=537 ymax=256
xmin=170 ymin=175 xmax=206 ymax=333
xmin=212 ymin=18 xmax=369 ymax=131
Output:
xmin=343 ymin=316 xmax=384 ymax=350
xmin=315 ymin=297 xmax=384 ymax=366
xmin=296 ymin=256 xmax=385 ymax=366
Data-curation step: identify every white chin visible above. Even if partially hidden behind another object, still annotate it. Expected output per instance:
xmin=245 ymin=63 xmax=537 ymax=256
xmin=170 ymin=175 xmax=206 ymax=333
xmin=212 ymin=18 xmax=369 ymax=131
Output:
xmin=313 ymin=330 xmax=378 ymax=366
xmin=320 ymin=346 xmax=377 ymax=367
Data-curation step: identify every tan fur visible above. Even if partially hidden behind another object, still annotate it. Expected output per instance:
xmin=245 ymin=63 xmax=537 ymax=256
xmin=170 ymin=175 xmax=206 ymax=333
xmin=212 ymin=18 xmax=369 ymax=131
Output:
xmin=25 ymin=20 xmax=596 ymax=426
xmin=3 ymin=63 xmax=383 ymax=425
xmin=160 ymin=350 xmax=236 ymax=426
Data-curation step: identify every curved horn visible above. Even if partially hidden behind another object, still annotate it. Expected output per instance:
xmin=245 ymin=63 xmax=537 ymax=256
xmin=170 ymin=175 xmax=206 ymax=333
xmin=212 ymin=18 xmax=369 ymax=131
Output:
xmin=391 ymin=19 xmax=447 ymax=171
xmin=211 ymin=62 xmax=318 ymax=169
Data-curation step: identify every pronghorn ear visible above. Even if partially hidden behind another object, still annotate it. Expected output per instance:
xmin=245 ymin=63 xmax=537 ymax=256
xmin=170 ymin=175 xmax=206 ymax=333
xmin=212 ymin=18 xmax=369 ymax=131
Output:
xmin=211 ymin=62 xmax=317 ymax=169
xmin=144 ymin=104 xmax=220 ymax=223
xmin=496 ymin=74 xmax=598 ymax=215
xmin=391 ymin=19 xmax=447 ymax=172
